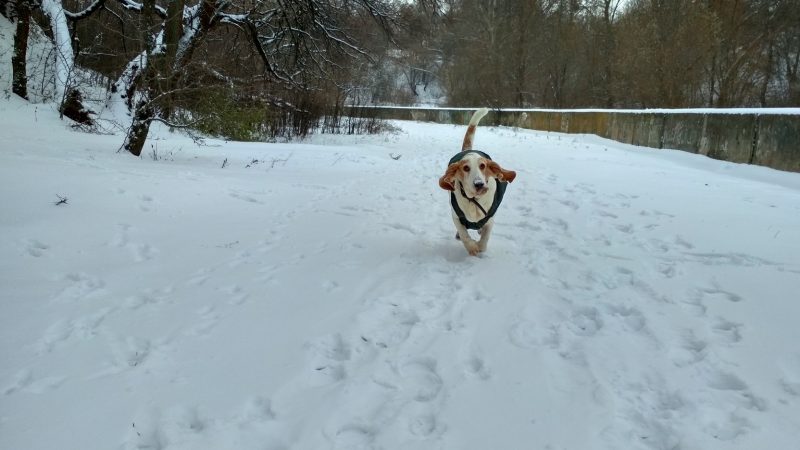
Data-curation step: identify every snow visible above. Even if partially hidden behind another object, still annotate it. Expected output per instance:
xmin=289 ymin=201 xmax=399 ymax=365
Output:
xmin=3 ymin=14 xmax=800 ymax=447
xmin=2 ymin=91 xmax=800 ymax=450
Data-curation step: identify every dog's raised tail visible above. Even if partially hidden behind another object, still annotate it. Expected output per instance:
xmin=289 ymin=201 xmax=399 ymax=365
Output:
xmin=461 ymin=108 xmax=489 ymax=151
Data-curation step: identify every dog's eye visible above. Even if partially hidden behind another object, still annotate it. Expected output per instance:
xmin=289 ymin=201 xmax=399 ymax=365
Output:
xmin=462 ymin=166 xmax=470 ymax=172
xmin=479 ymin=163 xmax=486 ymax=170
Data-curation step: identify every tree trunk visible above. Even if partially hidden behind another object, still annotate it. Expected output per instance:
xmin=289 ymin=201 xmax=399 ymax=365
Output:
xmin=12 ymin=0 xmax=31 ymax=99
xmin=112 ymin=30 xmax=161 ymax=156
xmin=759 ymin=39 xmax=773 ymax=106
xmin=601 ymin=0 xmax=616 ymax=108
xmin=1 ymin=0 xmax=11 ymax=19
xmin=164 ymin=0 xmax=184 ymax=64
xmin=123 ymin=99 xmax=154 ymax=157
xmin=708 ymin=54 xmax=717 ymax=106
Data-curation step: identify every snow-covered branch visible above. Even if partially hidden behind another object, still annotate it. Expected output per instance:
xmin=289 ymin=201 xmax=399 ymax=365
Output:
xmin=64 ymin=0 xmax=106 ymax=20
xmin=110 ymin=29 xmax=164 ymax=113
xmin=40 ymin=0 xmax=75 ymax=105
xmin=115 ymin=0 xmax=166 ymax=18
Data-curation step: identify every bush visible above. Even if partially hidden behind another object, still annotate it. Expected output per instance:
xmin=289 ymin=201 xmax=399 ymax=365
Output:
xmin=183 ymin=87 xmax=391 ymax=142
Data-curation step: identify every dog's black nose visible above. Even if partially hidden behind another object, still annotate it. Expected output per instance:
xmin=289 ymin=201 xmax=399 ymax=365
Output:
xmin=474 ymin=180 xmax=485 ymax=189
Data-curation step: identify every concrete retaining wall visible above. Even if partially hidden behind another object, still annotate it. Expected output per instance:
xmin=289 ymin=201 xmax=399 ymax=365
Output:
xmin=358 ymin=107 xmax=800 ymax=173
xmin=754 ymin=116 xmax=800 ymax=172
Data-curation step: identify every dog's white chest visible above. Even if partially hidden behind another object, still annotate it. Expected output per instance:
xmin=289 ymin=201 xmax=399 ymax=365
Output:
xmin=453 ymin=179 xmax=497 ymax=222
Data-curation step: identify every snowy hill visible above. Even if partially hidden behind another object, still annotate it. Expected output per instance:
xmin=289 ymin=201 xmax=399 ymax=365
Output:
xmin=2 ymin=92 xmax=800 ymax=450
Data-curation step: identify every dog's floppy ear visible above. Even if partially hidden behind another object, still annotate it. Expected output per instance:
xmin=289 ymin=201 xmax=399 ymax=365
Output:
xmin=438 ymin=163 xmax=461 ymax=191
xmin=487 ymin=160 xmax=517 ymax=183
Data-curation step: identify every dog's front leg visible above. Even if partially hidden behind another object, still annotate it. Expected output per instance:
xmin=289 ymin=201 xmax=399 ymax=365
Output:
xmin=477 ymin=219 xmax=494 ymax=253
xmin=452 ymin=215 xmax=480 ymax=256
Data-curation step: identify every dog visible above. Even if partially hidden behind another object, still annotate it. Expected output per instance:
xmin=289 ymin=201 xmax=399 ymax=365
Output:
xmin=439 ymin=108 xmax=517 ymax=256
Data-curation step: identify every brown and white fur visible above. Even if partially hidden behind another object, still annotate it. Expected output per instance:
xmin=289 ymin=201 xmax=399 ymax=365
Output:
xmin=439 ymin=108 xmax=517 ymax=256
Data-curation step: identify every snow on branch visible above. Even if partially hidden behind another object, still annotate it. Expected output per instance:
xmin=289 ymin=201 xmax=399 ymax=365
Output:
xmin=172 ymin=0 xmax=224 ymax=71
xmin=64 ymin=0 xmax=168 ymax=21
xmin=218 ymin=12 xmax=248 ymax=24
xmin=115 ymin=0 xmax=166 ymax=18
xmin=231 ymin=0 xmax=394 ymax=88
xmin=64 ymin=0 xmax=106 ymax=20
xmin=174 ymin=3 xmax=202 ymax=66
xmin=110 ymin=30 xmax=164 ymax=112
xmin=357 ymin=0 xmax=396 ymax=26
xmin=312 ymin=18 xmax=368 ymax=57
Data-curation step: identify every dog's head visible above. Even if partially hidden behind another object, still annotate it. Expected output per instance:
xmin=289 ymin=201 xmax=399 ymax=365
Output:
xmin=438 ymin=152 xmax=516 ymax=197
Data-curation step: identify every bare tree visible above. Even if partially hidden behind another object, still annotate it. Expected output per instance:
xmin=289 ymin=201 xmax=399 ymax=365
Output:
xmin=586 ymin=0 xmax=622 ymax=107
xmin=6 ymin=0 xmax=101 ymax=120
xmin=777 ymin=6 xmax=800 ymax=104
xmin=110 ymin=0 xmax=396 ymax=156
xmin=5 ymin=0 xmax=395 ymax=152
xmin=9 ymin=0 xmax=34 ymax=99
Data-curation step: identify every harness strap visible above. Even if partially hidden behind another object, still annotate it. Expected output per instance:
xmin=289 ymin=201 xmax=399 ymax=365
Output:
xmin=458 ymin=181 xmax=488 ymax=216
xmin=451 ymin=180 xmax=508 ymax=230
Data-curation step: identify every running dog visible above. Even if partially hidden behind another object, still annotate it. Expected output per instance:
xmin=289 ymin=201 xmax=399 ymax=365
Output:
xmin=438 ymin=108 xmax=517 ymax=256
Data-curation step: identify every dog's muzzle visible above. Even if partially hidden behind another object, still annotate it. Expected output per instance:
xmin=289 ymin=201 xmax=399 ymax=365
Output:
xmin=473 ymin=180 xmax=488 ymax=196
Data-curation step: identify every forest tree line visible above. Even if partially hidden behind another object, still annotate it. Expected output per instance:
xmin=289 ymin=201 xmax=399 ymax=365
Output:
xmin=2 ymin=0 xmax=799 ymax=154
xmin=384 ymin=0 xmax=800 ymax=108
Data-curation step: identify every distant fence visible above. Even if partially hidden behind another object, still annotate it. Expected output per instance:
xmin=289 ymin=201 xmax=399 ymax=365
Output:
xmin=355 ymin=107 xmax=800 ymax=173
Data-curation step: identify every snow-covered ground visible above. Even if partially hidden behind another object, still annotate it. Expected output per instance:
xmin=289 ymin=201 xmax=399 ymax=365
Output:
xmin=3 ymin=91 xmax=800 ymax=450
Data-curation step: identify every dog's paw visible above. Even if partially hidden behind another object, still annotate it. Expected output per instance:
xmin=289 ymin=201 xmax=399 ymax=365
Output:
xmin=464 ymin=240 xmax=481 ymax=256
